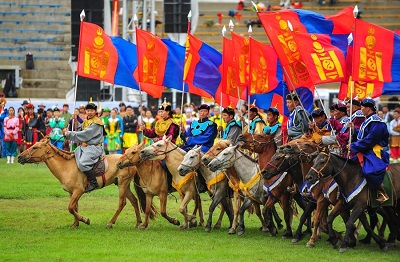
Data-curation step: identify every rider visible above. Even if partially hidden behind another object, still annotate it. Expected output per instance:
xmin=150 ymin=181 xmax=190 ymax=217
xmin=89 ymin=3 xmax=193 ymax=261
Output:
xmin=348 ymin=98 xmax=390 ymax=203
xmin=63 ymin=101 xmax=105 ymax=193
xmin=245 ymin=102 xmax=266 ymax=135
xmin=141 ymin=99 xmax=179 ymax=143
xmin=221 ymin=105 xmax=242 ymax=144
xmin=286 ymin=93 xmax=309 ymax=141
xmin=181 ymin=104 xmax=218 ymax=153
xmin=263 ymin=107 xmax=282 ymax=147
xmin=306 ymin=108 xmax=332 ymax=144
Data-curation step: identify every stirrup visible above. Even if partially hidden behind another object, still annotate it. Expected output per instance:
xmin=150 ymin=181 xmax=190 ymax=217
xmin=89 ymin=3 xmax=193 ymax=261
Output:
xmin=376 ymin=192 xmax=389 ymax=203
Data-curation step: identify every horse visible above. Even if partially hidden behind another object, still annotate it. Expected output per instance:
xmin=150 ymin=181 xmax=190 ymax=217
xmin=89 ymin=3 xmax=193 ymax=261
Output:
xmin=140 ymin=136 xmax=205 ymax=229
xmin=265 ymin=141 xmax=348 ymax=247
xmin=237 ymin=133 xmax=296 ymax=238
xmin=202 ymin=139 xmax=267 ymax=234
xmin=117 ymin=142 xmax=180 ymax=229
xmin=177 ymin=145 xmax=233 ymax=232
xmin=17 ymin=137 xmax=146 ymax=229
xmin=304 ymin=151 xmax=400 ymax=252
xmin=208 ymin=145 xmax=269 ymax=236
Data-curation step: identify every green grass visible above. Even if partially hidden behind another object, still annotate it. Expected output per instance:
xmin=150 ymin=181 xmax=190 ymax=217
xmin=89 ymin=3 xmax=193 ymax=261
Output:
xmin=1 ymin=158 xmax=400 ymax=261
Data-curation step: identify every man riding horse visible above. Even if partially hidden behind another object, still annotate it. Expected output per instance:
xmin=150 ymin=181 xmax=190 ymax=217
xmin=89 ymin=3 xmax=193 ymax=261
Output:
xmin=63 ymin=101 xmax=106 ymax=193
xmin=348 ymin=98 xmax=390 ymax=203
xmin=221 ymin=105 xmax=241 ymax=144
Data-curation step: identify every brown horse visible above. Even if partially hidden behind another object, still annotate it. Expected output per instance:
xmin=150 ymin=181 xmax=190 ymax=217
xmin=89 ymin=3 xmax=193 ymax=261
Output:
xmin=202 ymin=139 xmax=267 ymax=234
xmin=140 ymin=136 xmax=204 ymax=229
xmin=17 ymin=137 xmax=146 ymax=229
xmin=237 ymin=133 xmax=295 ymax=238
xmin=305 ymin=151 xmax=400 ymax=252
xmin=117 ymin=142 xmax=180 ymax=228
xmin=267 ymin=141 xmax=348 ymax=247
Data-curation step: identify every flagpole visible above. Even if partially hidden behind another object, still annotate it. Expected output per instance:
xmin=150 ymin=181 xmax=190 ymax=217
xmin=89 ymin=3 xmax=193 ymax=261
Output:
xmin=220 ymin=25 xmax=227 ymax=138
xmin=347 ymin=6 xmax=359 ymax=158
xmin=72 ymin=10 xmax=86 ymax=133
xmin=247 ymin=25 xmax=252 ymax=130
xmin=180 ymin=10 xmax=192 ymax=138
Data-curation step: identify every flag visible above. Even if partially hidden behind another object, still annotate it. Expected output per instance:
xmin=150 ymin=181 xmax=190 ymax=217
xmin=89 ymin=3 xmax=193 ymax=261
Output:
xmin=352 ymin=19 xmax=395 ymax=83
xmin=249 ymin=38 xmax=280 ymax=94
xmin=221 ymin=37 xmax=246 ymax=99
xmin=111 ymin=0 xmax=119 ymax=36
xmin=231 ymin=32 xmax=250 ymax=88
xmin=77 ymin=21 xmax=139 ymax=90
xmin=293 ymin=32 xmax=346 ymax=85
xmin=184 ymin=34 xmax=222 ymax=97
xmin=215 ymin=86 xmax=239 ymax=108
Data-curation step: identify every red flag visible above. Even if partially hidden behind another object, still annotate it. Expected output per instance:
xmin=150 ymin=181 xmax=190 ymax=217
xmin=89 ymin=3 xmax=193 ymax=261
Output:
xmin=293 ymin=32 xmax=346 ymax=85
xmin=258 ymin=12 xmax=313 ymax=90
xmin=77 ymin=22 xmax=119 ymax=84
xmin=325 ymin=6 xmax=355 ymax=34
xmin=221 ymin=37 xmax=246 ymax=99
xmin=352 ymin=19 xmax=393 ymax=84
xmin=135 ymin=28 xmax=170 ymax=98
xmin=231 ymin=32 xmax=250 ymax=89
xmin=215 ymin=86 xmax=239 ymax=108
xmin=249 ymin=38 xmax=279 ymax=94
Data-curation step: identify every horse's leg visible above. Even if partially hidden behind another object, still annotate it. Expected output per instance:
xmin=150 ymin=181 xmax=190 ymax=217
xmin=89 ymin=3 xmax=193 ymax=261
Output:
xmin=229 ymin=191 xmax=241 ymax=234
xmin=382 ymin=207 xmax=398 ymax=247
xmin=205 ymin=191 xmax=223 ymax=232
xmin=106 ymin=179 xmax=130 ymax=228
xmin=196 ymin=193 xmax=205 ymax=227
xmin=179 ymin=193 xmax=193 ymax=229
xmin=279 ymin=194 xmax=293 ymax=239
xmin=264 ymin=199 xmax=277 ymax=236
xmin=306 ymin=199 xmax=328 ymax=247
xmin=271 ymin=205 xmax=283 ymax=229
xmin=220 ymin=196 xmax=234 ymax=229
xmin=326 ymin=199 xmax=347 ymax=248
xmin=237 ymin=198 xmax=253 ymax=236
xmin=214 ymin=204 xmax=225 ymax=229
xmin=254 ymin=202 xmax=267 ymax=232
xmin=292 ymin=201 xmax=316 ymax=243
xmin=293 ymin=192 xmax=312 ymax=234
xmin=137 ymin=194 xmax=153 ymax=229
xmin=68 ymin=192 xmax=89 ymax=228
xmin=159 ymin=191 xmax=180 ymax=226
xmin=124 ymin=185 xmax=142 ymax=228
xmin=355 ymin=210 xmax=388 ymax=253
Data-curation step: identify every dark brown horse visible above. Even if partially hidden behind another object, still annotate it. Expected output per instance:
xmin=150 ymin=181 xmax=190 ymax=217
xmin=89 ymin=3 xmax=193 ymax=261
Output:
xmin=117 ymin=142 xmax=180 ymax=229
xmin=17 ymin=137 xmax=146 ymax=228
xmin=305 ymin=151 xmax=400 ymax=252
xmin=237 ymin=133 xmax=295 ymax=238
xmin=266 ymin=141 xmax=348 ymax=247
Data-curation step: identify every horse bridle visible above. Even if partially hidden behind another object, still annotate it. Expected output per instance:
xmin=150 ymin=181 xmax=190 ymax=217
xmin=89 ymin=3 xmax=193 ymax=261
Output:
xmin=149 ymin=140 xmax=180 ymax=157
xmin=22 ymin=141 xmax=56 ymax=163
xmin=121 ymin=150 xmax=143 ymax=167
xmin=212 ymin=147 xmax=243 ymax=169
xmin=179 ymin=149 xmax=202 ymax=172
xmin=310 ymin=151 xmax=331 ymax=179
xmin=266 ymin=153 xmax=299 ymax=174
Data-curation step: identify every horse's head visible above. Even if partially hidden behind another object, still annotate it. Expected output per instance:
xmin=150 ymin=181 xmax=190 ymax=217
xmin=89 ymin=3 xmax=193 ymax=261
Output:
xmin=305 ymin=151 xmax=332 ymax=184
xmin=261 ymin=151 xmax=295 ymax=179
xmin=279 ymin=141 xmax=320 ymax=163
xmin=18 ymin=137 xmax=52 ymax=164
xmin=207 ymin=144 xmax=238 ymax=172
xmin=140 ymin=136 xmax=172 ymax=161
xmin=237 ymin=133 xmax=275 ymax=153
xmin=178 ymin=145 xmax=202 ymax=176
xmin=201 ymin=139 xmax=230 ymax=166
xmin=117 ymin=142 xmax=144 ymax=169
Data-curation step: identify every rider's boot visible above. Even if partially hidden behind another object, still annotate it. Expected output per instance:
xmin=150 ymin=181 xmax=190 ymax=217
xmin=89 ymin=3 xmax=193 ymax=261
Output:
xmin=84 ymin=169 xmax=99 ymax=193
xmin=376 ymin=184 xmax=389 ymax=203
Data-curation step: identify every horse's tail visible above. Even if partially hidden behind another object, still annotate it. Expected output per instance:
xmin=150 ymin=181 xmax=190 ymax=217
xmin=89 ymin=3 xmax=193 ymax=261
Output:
xmin=133 ymin=175 xmax=158 ymax=220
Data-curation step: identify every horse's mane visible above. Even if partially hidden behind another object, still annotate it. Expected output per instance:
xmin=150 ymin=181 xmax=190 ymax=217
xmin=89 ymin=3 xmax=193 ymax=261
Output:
xmin=217 ymin=139 xmax=231 ymax=148
xmin=329 ymin=152 xmax=360 ymax=166
xmin=237 ymin=149 xmax=258 ymax=163
xmin=48 ymin=142 xmax=75 ymax=160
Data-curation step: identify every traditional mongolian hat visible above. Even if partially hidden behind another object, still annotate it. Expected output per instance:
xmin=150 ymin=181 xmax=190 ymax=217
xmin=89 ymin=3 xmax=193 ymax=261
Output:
xmin=286 ymin=92 xmax=300 ymax=101
xmin=361 ymin=98 xmax=377 ymax=111
xmin=336 ymin=103 xmax=347 ymax=113
xmin=311 ymin=108 xmax=326 ymax=118
xmin=266 ymin=106 xmax=280 ymax=116
xmin=85 ymin=97 xmax=97 ymax=110
xmin=159 ymin=98 xmax=172 ymax=111
xmin=249 ymin=100 xmax=258 ymax=113
xmin=222 ymin=104 xmax=235 ymax=116
xmin=26 ymin=103 xmax=34 ymax=108
xmin=198 ymin=104 xmax=210 ymax=111
xmin=345 ymin=96 xmax=361 ymax=106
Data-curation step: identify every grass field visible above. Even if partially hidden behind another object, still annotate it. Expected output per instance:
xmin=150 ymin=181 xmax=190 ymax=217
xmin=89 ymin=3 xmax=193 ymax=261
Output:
xmin=1 ymin=157 xmax=400 ymax=262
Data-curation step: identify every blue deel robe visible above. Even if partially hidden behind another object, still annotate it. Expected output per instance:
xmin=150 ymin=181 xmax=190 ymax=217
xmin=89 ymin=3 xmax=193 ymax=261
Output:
xmin=181 ymin=118 xmax=217 ymax=153
xmin=350 ymin=113 xmax=389 ymax=189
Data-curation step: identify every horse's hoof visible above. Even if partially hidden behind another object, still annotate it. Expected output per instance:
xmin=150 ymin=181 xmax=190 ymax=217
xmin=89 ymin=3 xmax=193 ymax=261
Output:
xmin=189 ymin=221 xmax=198 ymax=228
xmin=138 ymin=224 xmax=147 ymax=229
xmin=359 ymin=238 xmax=371 ymax=245
xmin=269 ymin=228 xmax=277 ymax=237
xmin=339 ymin=247 xmax=348 ymax=253
xmin=387 ymin=242 xmax=396 ymax=248
xmin=277 ymin=224 xmax=284 ymax=230
xmin=85 ymin=218 xmax=90 ymax=225
xmin=238 ymin=230 xmax=245 ymax=236
xmin=69 ymin=224 xmax=79 ymax=229
xmin=306 ymin=242 xmax=315 ymax=248
xmin=228 ymin=228 xmax=236 ymax=234
xmin=179 ymin=224 xmax=188 ymax=230
xmin=261 ymin=227 xmax=269 ymax=233
xmin=173 ymin=219 xmax=180 ymax=226
xmin=213 ymin=224 xmax=221 ymax=230
xmin=106 ymin=224 xmax=113 ymax=229
xmin=292 ymin=238 xmax=300 ymax=243
xmin=381 ymin=245 xmax=389 ymax=252
xmin=204 ymin=227 xmax=211 ymax=232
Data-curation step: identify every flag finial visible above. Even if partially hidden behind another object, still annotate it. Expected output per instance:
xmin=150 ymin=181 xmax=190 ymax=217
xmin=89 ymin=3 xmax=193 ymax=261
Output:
xmin=251 ymin=1 xmax=258 ymax=12
xmin=80 ymin=10 xmax=85 ymax=21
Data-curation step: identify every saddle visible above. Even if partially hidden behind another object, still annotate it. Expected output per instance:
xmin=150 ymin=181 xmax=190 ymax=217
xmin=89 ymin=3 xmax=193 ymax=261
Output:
xmin=92 ymin=156 xmax=109 ymax=177
xmin=368 ymin=170 xmax=395 ymax=208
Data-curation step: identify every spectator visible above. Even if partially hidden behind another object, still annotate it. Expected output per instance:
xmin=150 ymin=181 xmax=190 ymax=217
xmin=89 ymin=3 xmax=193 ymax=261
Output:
xmin=21 ymin=100 xmax=29 ymax=114
xmin=49 ymin=107 xmax=65 ymax=150
xmin=68 ymin=108 xmax=83 ymax=152
xmin=237 ymin=0 xmax=244 ymax=10
xmin=3 ymin=106 xmax=18 ymax=163
xmin=235 ymin=12 xmax=242 ymax=22
xmin=78 ymin=104 xmax=86 ymax=120
xmin=45 ymin=108 xmax=53 ymax=136
xmin=142 ymin=109 xmax=155 ymax=146
xmin=122 ymin=106 xmax=138 ymax=151
xmin=60 ymin=103 xmax=72 ymax=128
xmin=389 ymin=110 xmax=400 ymax=163
xmin=119 ymin=102 xmax=127 ymax=118
xmin=16 ymin=107 xmax=24 ymax=154
xmin=217 ymin=13 xmax=223 ymax=25
xmin=105 ymin=109 xmax=122 ymax=154
xmin=0 ymin=94 xmax=8 ymax=157
xmin=23 ymin=103 xmax=45 ymax=149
